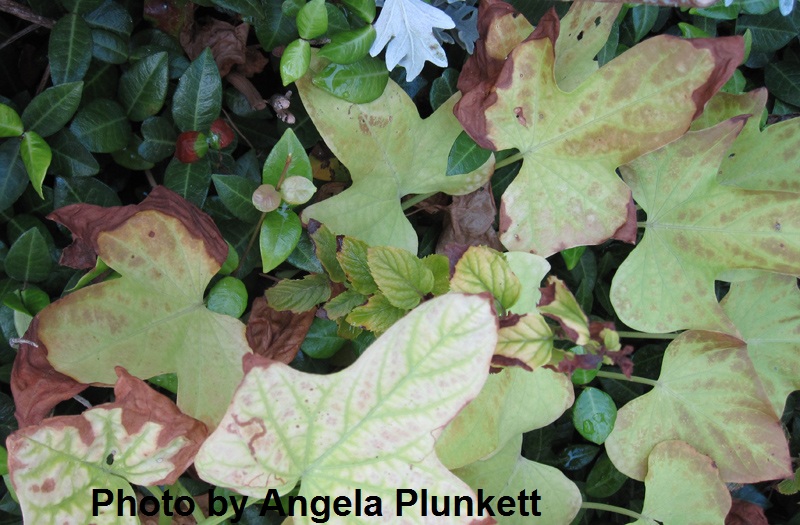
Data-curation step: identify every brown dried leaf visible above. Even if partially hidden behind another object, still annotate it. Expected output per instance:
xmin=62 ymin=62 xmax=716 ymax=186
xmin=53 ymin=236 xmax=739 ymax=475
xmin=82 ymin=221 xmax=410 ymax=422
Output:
xmin=725 ymin=499 xmax=768 ymax=525
xmin=246 ymin=297 xmax=316 ymax=364
xmin=180 ymin=20 xmax=252 ymax=77
xmin=436 ymin=183 xmax=503 ymax=253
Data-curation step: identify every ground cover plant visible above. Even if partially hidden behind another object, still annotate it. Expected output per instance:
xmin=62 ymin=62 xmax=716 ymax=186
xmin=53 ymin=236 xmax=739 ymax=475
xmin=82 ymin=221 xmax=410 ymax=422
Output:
xmin=0 ymin=0 xmax=799 ymax=523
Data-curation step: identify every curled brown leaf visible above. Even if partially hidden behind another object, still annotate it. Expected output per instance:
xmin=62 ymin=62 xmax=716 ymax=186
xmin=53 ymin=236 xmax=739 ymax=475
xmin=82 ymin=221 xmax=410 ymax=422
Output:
xmin=246 ymin=297 xmax=316 ymax=364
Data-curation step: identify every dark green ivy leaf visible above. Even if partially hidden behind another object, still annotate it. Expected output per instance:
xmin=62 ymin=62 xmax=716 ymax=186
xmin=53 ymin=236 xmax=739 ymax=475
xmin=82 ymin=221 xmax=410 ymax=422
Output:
xmin=172 ymin=48 xmax=222 ymax=132
xmin=446 ymin=131 xmax=492 ymax=176
xmin=48 ymin=128 xmax=99 ymax=177
xmin=164 ymin=156 xmax=212 ymax=206
xmin=21 ymin=82 xmax=84 ymax=138
xmin=4 ymin=228 xmax=52 ymax=283
xmin=70 ymin=98 xmax=132 ymax=152
xmin=49 ymin=14 xmax=93 ymax=85
xmin=119 ymin=52 xmax=169 ymax=121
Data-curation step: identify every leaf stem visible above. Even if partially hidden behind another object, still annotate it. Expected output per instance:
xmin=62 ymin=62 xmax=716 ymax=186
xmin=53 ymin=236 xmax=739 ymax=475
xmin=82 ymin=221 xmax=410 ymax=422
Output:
xmin=596 ymin=370 xmax=659 ymax=387
xmin=637 ymin=221 xmax=647 ymax=228
xmin=401 ymin=191 xmax=438 ymax=210
xmin=166 ymin=480 xmax=206 ymax=524
xmin=494 ymin=151 xmax=525 ymax=170
xmin=581 ymin=502 xmax=656 ymax=523
xmin=0 ymin=0 xmax=54 ymax=28
xmin=144 ymin=486 xmax=172 ymax=525
xmin=616 ymin=330 xmax=677 ymax=340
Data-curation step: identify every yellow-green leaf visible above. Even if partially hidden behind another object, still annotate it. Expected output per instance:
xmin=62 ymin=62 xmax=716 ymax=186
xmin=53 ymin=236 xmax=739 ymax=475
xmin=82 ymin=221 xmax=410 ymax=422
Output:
xmin=450 ymin=245 xmax=521 ymax=310
xmin=495 ymin=313 xmax=553 ymax=370
xmin=368 ymin=246 xmax=434 ymax=310
xmin=20 ymin=132 xmax=51 ymax=199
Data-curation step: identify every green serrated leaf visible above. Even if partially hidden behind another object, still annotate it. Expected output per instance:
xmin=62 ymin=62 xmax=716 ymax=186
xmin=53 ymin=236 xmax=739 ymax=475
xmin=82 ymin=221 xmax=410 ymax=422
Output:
xmin=259 ymin=207 xmax=302 ymax=273
xmin=265 ymin=273 xmax=331 ymax=312
xmin=70 ymin=98 xmax=131 ymax=153
xmin=4 ymin=229 xmax=51 ymax=283
xmin=212 ymin=174 xmax=260 ymax=222
xmin=450 ymin=245 xmax=521 ymax=311
xmin=49 ymin=14 xmax=93 ymax=85
xmin=0 ymin=104 xmax=22 ymax=138
xmin=309 ymin=221 xmax=346 ymax=283
xmin=368 ymin=245 xmax=434 ymax=310
xmin=19 ymin=132 xmax=51 ymax=199
xmin=20 ymin=81 xmax=83 ymax=138
xmin=119 ymin=52 xmax=169 ymax=121
xmin=172 ymin=49 xmax=222 ymax=132
xmin=322 ymin=288 xmax=367 ymax=320
xmin=311 ymin=56 xmax=388 ymax=103
xmin=336 ymin=236 xmax=377 ymax=295
xmin=420 ymin=254 xmax=449 ymax=296
xmin=300 ymin=317 xmax=346 ymax=358
xmin=345 ymin=291 xmax=406 ymax=333
xmin=318 ymin=25 xmax=376 ymax=64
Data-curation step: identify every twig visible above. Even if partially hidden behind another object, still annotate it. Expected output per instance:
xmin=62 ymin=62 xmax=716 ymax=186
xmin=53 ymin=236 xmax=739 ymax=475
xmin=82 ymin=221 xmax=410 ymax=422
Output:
xmin=0 ymin=23 xmax=38 ymax=51
xmin=221 ymin=107 xmax=255 ymax=150
xmin=145 ymin=169 xmax=158 ymax=189
xmin=35 ymin=63 xmax=49 ymax=95
xmin=0 ymin=0 xmax=55 ymax=28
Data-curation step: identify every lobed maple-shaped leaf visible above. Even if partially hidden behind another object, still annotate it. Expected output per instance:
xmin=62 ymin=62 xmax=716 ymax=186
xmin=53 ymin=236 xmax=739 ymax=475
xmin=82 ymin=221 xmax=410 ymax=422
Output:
xmin=16 ymin=187 xmax=251 ymax=427
xmin=8 ymin=368 xmax=207 ymax=524
xmin=691 ymin=89 xmax=800 ymax=192
xmin=604 ymin=330 xmax=791 ymax=483
xmin=195 ymin=294 xmax=498 ymax=524
xmin=611 ymin=119 xmax=800 ymax=334
xmin=630 ymin=441 xmax=731 ymax=525
xmin=436 ymin=367 xmax=573 ymax=470
xmin=296 ymin=57 xmax=494 ymax=253
xmin=720 ymin=272 xmax=800 ymax=416
xmin=453 ymin=435 xmax=581 ymax=525
xmin=455 ymin=2 xmax=741 ymax=255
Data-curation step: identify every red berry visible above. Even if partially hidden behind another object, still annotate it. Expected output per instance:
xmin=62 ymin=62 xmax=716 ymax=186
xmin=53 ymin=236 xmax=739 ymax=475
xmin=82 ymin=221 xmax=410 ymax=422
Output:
xmin=175 ymin=131 xmax=208 ymax=163
xmin=209 ymin=118 xmax=235 ymax=150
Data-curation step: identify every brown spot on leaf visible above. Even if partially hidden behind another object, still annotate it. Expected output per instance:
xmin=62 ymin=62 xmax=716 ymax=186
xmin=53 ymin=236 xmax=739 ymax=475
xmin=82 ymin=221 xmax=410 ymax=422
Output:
xmin=686 ymin=36 xmax=744 ymax=120
xmin=514 ymin=106 xmax=527 ymax=126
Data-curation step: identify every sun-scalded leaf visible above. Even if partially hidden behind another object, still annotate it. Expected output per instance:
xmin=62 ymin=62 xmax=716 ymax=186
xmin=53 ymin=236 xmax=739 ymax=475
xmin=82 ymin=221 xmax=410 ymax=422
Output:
xmin=450 ymin=245 xmax=521 ymax=311
xmin=691 ymin=89 xmax=800 ymax=192
xmin=453 ymin=435 xmax=581 ymax=525
xmin=296 ymin=58 xmax=494 ymax=253
xmin=436 ymin=366 xmax=573 ymax=470
xmin=455 ymin=1 xmax=741 ymax=256
xmin=538 ymin=277 xmax=589 ymax=345
xmin=8 ymin=368 xmax=207 ymax=524
xmin=505 ymin=252 xmax=550 ymax=315
xmin=611 ymin=119 xmax=800 ymax=334
xmin=605 ymin=330 xmax=791 ymax=483
xmin=195 ymin=294 xmax=498 ymax=524
xmin=495 ymin=313 xmax=553 ymax=370
xmin=720 ymin=272 xmax=800 ymax=416
xmin=22 ymin=187 xmax=251 ymax=426
xmin=630 ymin=441 xmax=731 ymax=525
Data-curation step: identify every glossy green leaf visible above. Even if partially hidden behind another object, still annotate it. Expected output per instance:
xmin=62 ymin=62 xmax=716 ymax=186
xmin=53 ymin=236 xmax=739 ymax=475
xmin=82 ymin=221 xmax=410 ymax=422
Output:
xmin=212 ymin=0 xmax=264 ymax=19
xmin=265 ymin=273 xmax=331 ymax=312
xmin=4 ymin=229 xmax=51 ymax=283
xmin=300 ymin=317 xmax=346 ymax=358
xmin=766 ymin=60 xmax=800 ymax=107
xmin=585 ymin=452 xmax=627 ymax=498
xmin=605 ymin=330 xmax=791 ymax=483
xmin=572 ymin=387 xmax=616 ymax=445
xmin=287 ymin=233 xmax=324 ymax=274
xmin=630 ymin=441 xmax=731 ymax=525
xmin=259 ymin=207 xmax=302 ymax=273
xmin=679 ymin=22 xmax=711 ymax=38
xmin=163 ymin=157 xmax=211 ymax=207
xmin=297 ymin=60 xmax=494 ymax=253
xmin=172 ymin=49 xmax=222 ymax=132
xmin=119 ymin=52 xmax=169 ymax=121
xmin=280 ymin=39 xmax=311 ymax=86
xmin=254 ymin=0 xmax=299 ymax=50
xmin=311 ymin=56 xmax=389 ymax=103
xmin=611 ymin=119 xmax=800 ymax=334
xmin=560 ymin=246 xmax=586 ymax=271
xmin=207 ymin=276 xmax=248 ymax=318
xmin=91 ymin=29 xmax=128 ymax=64
xmin=54 ymin=176 xmax=121 ymax=208
xmin=345 ymin=291 xmax=407 ymax=333
xmin=368 ymin=245 xmax=434 ymax=310
xmin=263 ymin=128 xmax=312 ymax=186
xmin=139 ymin=115 xmax=176 ymax=162
xmin=40 ymin=188 xmax=252 ymax=426
xmin=212 ymin=174 xmax=261 ymax=222
xmin=737 ymin=8 xmax=799 ymax=52
xmin=49 ymin=14 xmax=93 ymax=85
xmin=437 ymin=366 xmax=573 ymax=470
xmin=60 ymin=0 xmax=104 ymax=14
xmin=429 ymin=68 xmax=459 ymax=111
xmin=110 ymin=135 xmax=154 ymax=171
xmin=721 ymin=273 xmax=800 ymax=416
xmin=8 ymin=370 xmax=207 ymax=524
xmin=456 ymin=8 xmax=740 ymax=256
xmin=195 ymin=294 xmax=497 ymax=516
xmin=20 ymin=81 xmax=83 ymax=138
xmin=453 ymin=435 xmax=581 ymax=525
xmin=446 ymin=131 xmax=492 ymax=177
xmin=318 ymin=25 xmax=376 ymax=64
xmin=337 ymin=236 xmax=378 ymax=295
xmin=84 ymin=1 xmax=134 ymax=36
xmin=630 ymin=4 xmax=659 ymax=42
xmin=341 ymin=0 xmax=375 ymax=22
xmin=0 ymin=104 xmax=23 ymax=138
xmin=297 ymin=0 xmax=328 ymax=40
xmin=19 ymin=132 xmax=51 ymax=199
xmin=70 ymin=98 xmax=131 ymax=153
